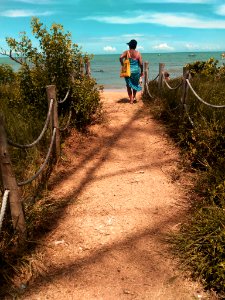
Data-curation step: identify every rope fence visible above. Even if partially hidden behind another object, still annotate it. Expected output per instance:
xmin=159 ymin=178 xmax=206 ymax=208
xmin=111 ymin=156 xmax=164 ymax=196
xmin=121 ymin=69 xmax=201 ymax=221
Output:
xmin=152 ymin=74 xmax=159 ymax=81
xmin=183 ymin=104 xmax=195 ymax=127
xmin=162 ymin=72 xmax=182 ymax=90
xmin=7 ymin=99 xmax=54 ymax=149
xmin=0 ymin=83 xmax=73 ymax=238
xmin=18 ymin=128 xmax=56 ymax=186
xmin=0 ymin=60 xmax=92 ymax=239
xmin=144 ymin=80 xmax=154 ymax=98
xmin=58 ymin=88 xmax=70 ymax=104
xmin=186 ymin=79 xmax=225 ymax=109
xmin=143 ymin=62 xmax=225 ymax=127
xmin=0 ymin=190 xmax=9 ymax=233
xmin=59 ymin=110 xmax=72 ymax=132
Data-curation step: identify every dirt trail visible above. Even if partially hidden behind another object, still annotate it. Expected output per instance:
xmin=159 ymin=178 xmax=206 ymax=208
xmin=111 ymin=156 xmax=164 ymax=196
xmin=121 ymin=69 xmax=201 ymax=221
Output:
xmin=21 ymin=90 xmax=209 ymax=300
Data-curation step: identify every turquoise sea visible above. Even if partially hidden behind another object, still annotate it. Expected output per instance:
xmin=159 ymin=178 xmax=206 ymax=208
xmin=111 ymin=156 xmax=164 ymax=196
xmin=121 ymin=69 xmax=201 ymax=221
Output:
xmin=0 ymin=52 xmax=224 ymax=89
xmin=91 ymin=52 xmax=224 ymax=89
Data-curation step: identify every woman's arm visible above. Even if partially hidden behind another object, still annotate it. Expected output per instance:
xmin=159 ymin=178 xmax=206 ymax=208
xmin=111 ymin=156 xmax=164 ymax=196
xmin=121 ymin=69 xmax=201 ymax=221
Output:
xmin=119 ymin=51 xmax=127 ymax=66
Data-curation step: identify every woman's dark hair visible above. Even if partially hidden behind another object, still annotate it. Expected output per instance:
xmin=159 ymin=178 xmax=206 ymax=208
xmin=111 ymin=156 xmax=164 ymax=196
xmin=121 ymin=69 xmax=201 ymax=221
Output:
xmin=127 ymin=39 xmax=137 ymax=49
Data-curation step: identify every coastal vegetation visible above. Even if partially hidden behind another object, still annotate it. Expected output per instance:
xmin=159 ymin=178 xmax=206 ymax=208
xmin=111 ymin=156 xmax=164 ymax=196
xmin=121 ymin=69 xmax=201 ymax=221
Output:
xmin=144 ymin=58 xmax=225 ymax=297
xmin=0 ymin=17 xmax=101 ymax=294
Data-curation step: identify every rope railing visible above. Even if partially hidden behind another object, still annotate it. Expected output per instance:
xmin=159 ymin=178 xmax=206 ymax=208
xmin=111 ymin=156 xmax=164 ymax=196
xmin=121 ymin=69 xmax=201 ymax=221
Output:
xmin=184 ymin=104 xmax=195 ymax=126
xmin=186 ymin=79 xmax=225 ymax=109
xmin=144 ymin=63 xmax=225 ymax=113
xmin=145 ymin=80 xmax=154 ymax=98
xmin=59 ymin=110 xmax=72 ymax=132
xmin=0 ymin=62 xmax=92 ymax=237
xmin=152 ymin=74 xmax=159 ymax=81
xmin=58 ymin=88 xmax=70 ymax=104
xmin=0 ymin=190 xmax=9 ymax=233
xmin=0 ymin=82 xmax=78 ymax=236
xmin=143 ymin=62 xmax=225 ymax=132
xmin=18 ymin=128 xmax=56 ymax=186
xmin=143 ymin=62 xmax=157 ymax=99
xmin=162 ymin=74 xmax=183 ymax=90
xmin=8 ymin=99 xmax=54 ymax=149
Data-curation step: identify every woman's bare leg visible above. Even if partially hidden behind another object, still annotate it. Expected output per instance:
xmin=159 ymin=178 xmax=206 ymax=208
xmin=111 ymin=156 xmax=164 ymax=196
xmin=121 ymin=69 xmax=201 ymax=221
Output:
xmin=133 ymin=89 xmax=137 ymax=101
xmin=127 ymin=86 xmax=133 ymax=103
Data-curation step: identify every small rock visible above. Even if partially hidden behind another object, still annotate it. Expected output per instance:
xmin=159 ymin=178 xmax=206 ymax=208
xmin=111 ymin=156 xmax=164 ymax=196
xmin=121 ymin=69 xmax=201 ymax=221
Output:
xmin=123 ymin=290 xmax=135 ymax=295
xmin=54 ymin=239 xmax=66 ymax=245
xmin=193 ymin=293 xmax=203 ymax=299
xmin=20 ymin=283 xmax=27 ymax=290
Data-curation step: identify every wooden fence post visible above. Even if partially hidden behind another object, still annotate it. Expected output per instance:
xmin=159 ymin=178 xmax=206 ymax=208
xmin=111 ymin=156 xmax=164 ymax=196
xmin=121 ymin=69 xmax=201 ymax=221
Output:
xmin=144 ymin=61 xmax=149 ymax=93
xmin=46 ymin=85 xmax=60 ymax=160
xmin=0 ymin=115 xmax=26 ymax=237
xmin=85 ymin=60 xmax=91 ymax=77
xmin=158 ymin=63 xmax=165 ymax=90
xmin=80 ymin=62 xmax=84 ymax=76
xmin=181 ymin=67 xmax=190 ymax=115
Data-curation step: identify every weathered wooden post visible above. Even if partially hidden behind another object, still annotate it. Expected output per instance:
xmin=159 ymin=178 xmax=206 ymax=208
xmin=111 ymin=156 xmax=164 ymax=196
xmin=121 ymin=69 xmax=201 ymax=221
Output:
xmin=144 ymin=61 xmax=149 ymax=93
xmin=46 ymin=85 xmax=60 ymax=160
xmin=70 ymin=72 xmax=75 ymax=84
xmin=80 ymin=62 xmax=84 ymax=76
xmin=0 ymin=115 xmax=26 ymax=237
xmin=158 ymin=63 xmax=165 ymax=90
xmin=79 ymin=58 xmax=84 ymax=76
xmin=181 ymin=67 xmax=190 ymax=115
xmin=85 ymin=60 xmax=91 ymax=77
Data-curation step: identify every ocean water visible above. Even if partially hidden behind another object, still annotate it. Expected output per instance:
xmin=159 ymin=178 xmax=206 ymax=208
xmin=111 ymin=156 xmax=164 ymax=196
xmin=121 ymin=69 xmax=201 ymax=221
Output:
xmin=0 ymin=52 xmax=224 ymax=89
xmin=92 ymin=52 xmax=224 ymax=89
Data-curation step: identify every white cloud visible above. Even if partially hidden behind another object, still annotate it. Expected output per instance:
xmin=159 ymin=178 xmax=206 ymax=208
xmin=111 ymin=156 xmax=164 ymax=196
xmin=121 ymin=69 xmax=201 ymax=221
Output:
xmin=152 ymin=43 xmax=174 ymax=51
xmin=122 ymin=33 xmax=144 ymax=38
xmin=99 ymin=34 xmax=145 ymax=43
xmin=83 ymin=12 xmax=225 ymax=29
xmin=200 ymin=44 xmax=222 ymax=51
xmin=14 ymin=0 xmax=51 ymax=3
xmin=151 ymin=13 xmax=225 ymax=29
xmin=166 ymin=0 xmax=210 ymax=2
xmin=0 ymin=9 xmax=53 ymax=17
xmin=180 ymin=41 xmax=223 ymax=51
xmin=216 ymin=4 xmax=225 ymax=16
xmin=103 ymin=46 xmax=116 ymax=52
xmin=136 ymin=0 xmax=212 ymax=2
xmin=185 ymin=43 xmax=199 ymax=50
xmin=137 ymin=45 xmax=144 ymax=50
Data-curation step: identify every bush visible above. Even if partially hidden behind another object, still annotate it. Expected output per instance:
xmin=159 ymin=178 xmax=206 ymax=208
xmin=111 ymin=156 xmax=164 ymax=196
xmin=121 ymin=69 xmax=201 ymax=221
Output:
xmin=144 ymin=63 xmax=225 ymax=295
xmin=71 ymin=77 xmax=102 ymax=128
xmin=4 ymin=17 xmax=101 ymax=119
xmin=0 ymin=18 xmax=102 ymax=293
xmin=186 ymin=58 xmax=218 ymax=77
xmin=0 ymin=64 xmax=15 ymax=84
xmin=173 ymin=205 xmax=225 ymax=297
xmin=0 ymin=17 xmax=102 ymax=214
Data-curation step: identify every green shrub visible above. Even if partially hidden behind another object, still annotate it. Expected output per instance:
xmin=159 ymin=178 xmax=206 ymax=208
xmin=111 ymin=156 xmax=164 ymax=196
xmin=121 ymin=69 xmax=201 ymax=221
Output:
xmin=144 ymin=62 xmax=225 ymax=295
xmin=0 ymin=64 xmax=15 ymax=84
xmin=4 ymin=17 xmax=101 ymax=120
xmin=71 ymin=77 xmax=102 ymax=128
xmin=186 ymin=58 xmax=218 ymax=77
xmin=173 ymin=205 xmax=225 ymax=296
xmin=0 ymin=18 xmax=102 ymax=293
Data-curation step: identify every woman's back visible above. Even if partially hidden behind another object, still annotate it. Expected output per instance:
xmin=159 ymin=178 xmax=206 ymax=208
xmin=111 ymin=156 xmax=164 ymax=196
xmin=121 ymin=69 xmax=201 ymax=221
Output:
xmin=128 ymin=49 xmax=140 ymax=60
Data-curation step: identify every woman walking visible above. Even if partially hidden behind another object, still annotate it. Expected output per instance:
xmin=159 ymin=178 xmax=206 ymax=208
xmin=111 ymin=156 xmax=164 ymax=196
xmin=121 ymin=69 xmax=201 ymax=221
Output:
xmin=120 ymin=39 xmax=143 ymax=104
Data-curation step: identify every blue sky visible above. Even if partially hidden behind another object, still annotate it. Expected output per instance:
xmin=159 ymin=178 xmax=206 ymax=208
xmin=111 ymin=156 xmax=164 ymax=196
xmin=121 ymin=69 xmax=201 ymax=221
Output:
xmin=0 ymin=0 xmax=225 ymax=54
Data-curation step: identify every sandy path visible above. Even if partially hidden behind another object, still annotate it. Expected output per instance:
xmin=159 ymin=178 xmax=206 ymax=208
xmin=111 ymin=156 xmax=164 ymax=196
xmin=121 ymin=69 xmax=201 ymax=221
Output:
xmin=21 ymin=90 xmax=209 ymax=300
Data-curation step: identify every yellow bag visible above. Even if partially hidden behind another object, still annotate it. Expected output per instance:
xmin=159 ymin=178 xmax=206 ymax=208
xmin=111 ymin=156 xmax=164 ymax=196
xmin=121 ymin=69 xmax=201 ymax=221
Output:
xmin=120 ymin=51 xmax=131 ymax=78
